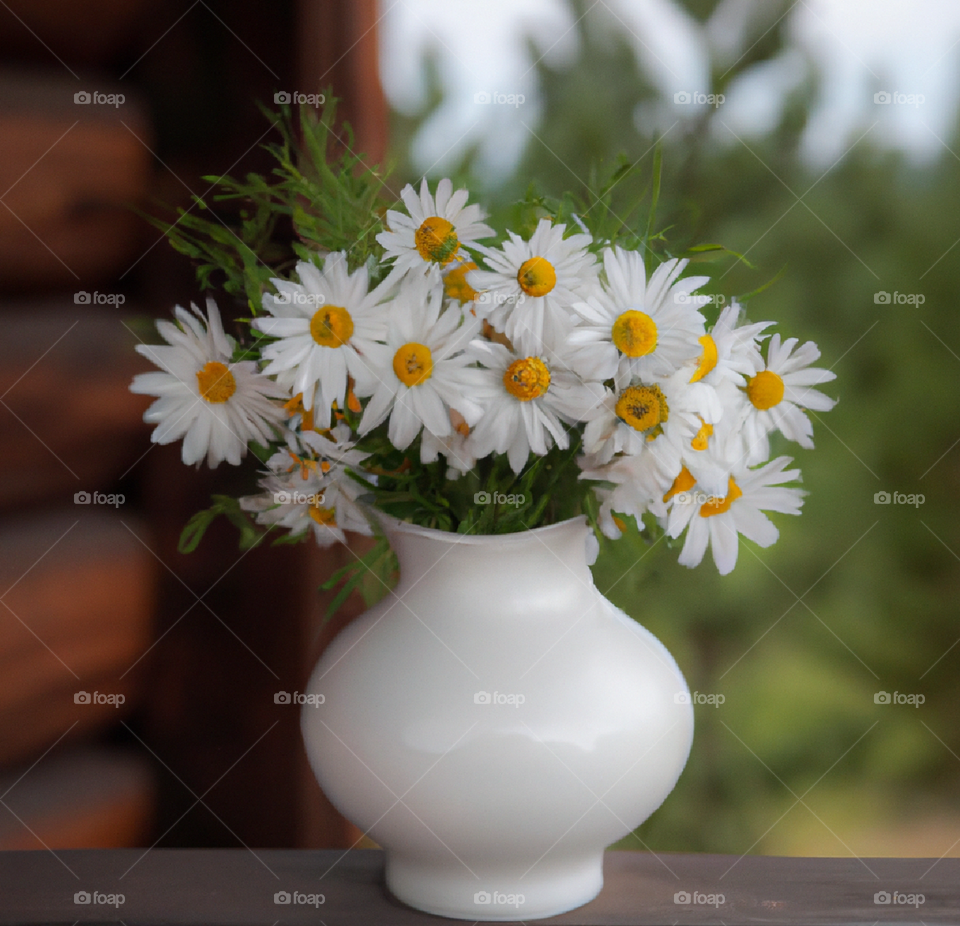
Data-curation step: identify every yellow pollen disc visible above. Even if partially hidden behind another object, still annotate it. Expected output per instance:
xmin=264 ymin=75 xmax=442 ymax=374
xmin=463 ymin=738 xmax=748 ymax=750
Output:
xmin=415 ymin=216 xmax=460 ymax=264
xmin=615 ymin=383 xmax=669 ymax=435
xmin=663 ymin=466 xmax=696 ymax=503
xmin=517 ymin=256 xmax=557 ymax=297
xmin=393 ymin=342 xmax=433 ymax=387
xmin=196 ymin=361 xmax=236 ymax=404
xmin=310 ymin=305 xmax=354 ymax=348
xmin=612 ymin=310 xmax=658 ymax=358
xmin=691 ymin=419 xmax=713 ymax=451
xmin=700 ymin=476 xmax=743 ymax=518
xmin=503 ymin=357 xmax=551 ymax=401
xmin=690 ymin=334 xmax=718 ymax=382
xmin=612 ymin=514 xmax=627 ymax=533
xmin=747 ymin=369 xmax=785 ymax=410
xmin=444 ymin=261 xmax=479 ymax=302
xmin=309 ymin=503 xmax=337 ymax=527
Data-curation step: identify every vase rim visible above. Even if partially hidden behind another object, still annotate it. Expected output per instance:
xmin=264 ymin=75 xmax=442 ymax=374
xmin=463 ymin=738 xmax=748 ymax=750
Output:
xmin=369 ymin=509 xmax=589 ymax=546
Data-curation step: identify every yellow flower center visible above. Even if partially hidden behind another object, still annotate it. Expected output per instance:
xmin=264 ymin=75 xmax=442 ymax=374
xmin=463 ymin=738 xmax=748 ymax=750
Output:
xmin=196 ymin=361 xmax=236 ymax=404
xmin=503 ymin=357 xmax=551 ymax=401
xmin=612 ymin=310 xmax=658 ymax=358
xmin=444 ymin=261 xmax=479 ymax=302
xmin=690 ymin=334 xmax=718 ymax=382
xmin=517 ymin=257 xmax=557 ymax=297
xmin=700 ymin=476 xmax=743 ymax=518
xmin=309 ymin=503 xmax=337 ymax=527
xmin=310 ymin=305 xmax=354 ymax=348
xmin=663 ymin=466 xmax=696 ymax=503
xmin=615 ymin=383 xmax=669 ymax=438
xmin=393 ymin=342 xmax=433 ymax=387
xmin=415 ymin=216 xmax=460 ymax=264
xmin=747 ymin=370 xmax=785 ymax=410
xmin=691 ymin=419 xmax=713 ymax=451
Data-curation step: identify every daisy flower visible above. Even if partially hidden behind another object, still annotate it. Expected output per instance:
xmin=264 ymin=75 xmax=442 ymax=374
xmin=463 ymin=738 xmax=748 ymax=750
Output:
xmin=240 ymin=429 xmax=372 ymax=547
xmin=663 ymin=456 xmax=805 ymax=575
xmin=687 ymin=301 xmax=772 ymax=386
xmin=467 ymin=338 xmax=604 ymax=474
xmin=252 ymin=252 xmax=392 ymax=428
xmin=581 ymin=369 xmax=722 ymax=468
xmin=468 ymin=218 xmax=599 ymax=355
xmin=357 ymin=274 xmax=484 ymax=453
xmin=130 ymin=299 xmax=285 ymax=468
xmin=735 ymin=334 xmax=837 ymax=465
xmin=377 ymin=178 xmax=494 ymax=278
xmin=420 ymin=409 xmax=478 ymax=477
xmin=568 ymin=249 xmax=708 ymax=388
xmin=578 ymin=450 xmax=674 ymax=537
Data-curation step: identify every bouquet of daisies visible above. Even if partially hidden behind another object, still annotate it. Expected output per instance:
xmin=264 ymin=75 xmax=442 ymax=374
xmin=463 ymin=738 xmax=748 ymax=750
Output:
xmin=131 ymin=104 xmax=836 ymax=582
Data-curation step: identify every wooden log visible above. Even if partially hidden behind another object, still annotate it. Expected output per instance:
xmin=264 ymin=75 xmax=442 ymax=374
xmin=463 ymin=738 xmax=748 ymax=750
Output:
xmin=0 ymin=510 xmax=157 ymax=768
xmin=0 ymin=747 xmax=154 ymax=850
xmin=0 ymin=71 xmax=152 ymax=287
xmin=0 ymin=303 xmax=152 ymax=512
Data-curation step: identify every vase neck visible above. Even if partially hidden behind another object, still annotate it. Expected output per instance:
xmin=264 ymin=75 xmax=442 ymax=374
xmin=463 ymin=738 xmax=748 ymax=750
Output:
xmin=383 ymin=517 xmax=595 ymax=603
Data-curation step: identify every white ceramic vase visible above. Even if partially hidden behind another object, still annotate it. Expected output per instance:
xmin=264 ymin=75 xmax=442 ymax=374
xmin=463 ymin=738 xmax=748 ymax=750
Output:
xmin=301 ymin=515 xmax=694 ymax=921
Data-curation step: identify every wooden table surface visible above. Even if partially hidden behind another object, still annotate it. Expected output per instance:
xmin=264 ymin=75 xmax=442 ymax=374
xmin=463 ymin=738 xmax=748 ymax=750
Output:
xmin=0 ymin=848 xmax=956 ymax=925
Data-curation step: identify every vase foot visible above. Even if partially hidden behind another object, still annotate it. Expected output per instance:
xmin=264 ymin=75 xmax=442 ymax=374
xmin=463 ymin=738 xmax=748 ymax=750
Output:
xmin=384 ymin=851 xmax=603 ymax=921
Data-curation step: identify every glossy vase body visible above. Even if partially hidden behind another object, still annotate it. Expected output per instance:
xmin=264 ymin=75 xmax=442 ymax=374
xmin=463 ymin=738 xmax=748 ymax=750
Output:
xmin=301 ymin=516 xmax=694 ymax=921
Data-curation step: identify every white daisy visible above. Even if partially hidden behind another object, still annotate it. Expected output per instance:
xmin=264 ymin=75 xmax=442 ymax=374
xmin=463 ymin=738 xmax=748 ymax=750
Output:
xmin=278 ymin=386 xmax=363 ymax=455
xmin=735 ymin=334 xmax=837 ymax=465
xmin=568 ymin=249 xmax=708 ymax=388
xmin=357 ymin=273 xmax=484 ymax=453
xmin=578 ymin=450 xmax=674 ymax=537
xmin=298 ymin=421 xmax=372 ymax=476
xmin=467 ymin=338 xmax=604 ymax=474
xmin=377 ymin=177 xmax=494 ymax=278
xmin=581 ymin=369 xmax=722 ymax=469
xmin=130 ymin=299 xmax=285 ymax=468
xmin=420 ymin=408 xmax=478 ymax=477
xmin=663 ymin=456 xmax=805 ymax=575
xmin=252 ymin=252 xmax=392 ymax=428
xmin=687 ymin=301 xmax=772 ymax=386
xmin=240 ymin=434 xmax=372 ymax=547
xmin=468 ymin=218 xmax=599 ymax=355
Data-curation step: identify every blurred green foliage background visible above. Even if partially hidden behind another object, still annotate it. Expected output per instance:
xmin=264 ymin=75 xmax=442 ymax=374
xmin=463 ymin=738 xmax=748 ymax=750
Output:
xmin=386 ymin=0 xmax=960 ymax=856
